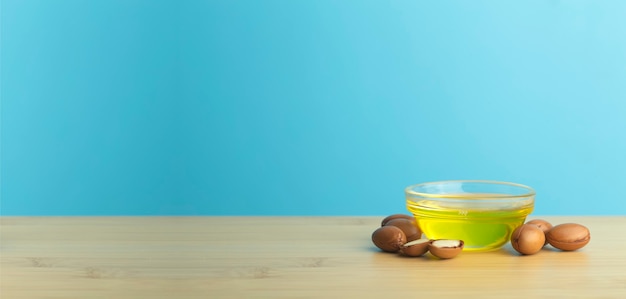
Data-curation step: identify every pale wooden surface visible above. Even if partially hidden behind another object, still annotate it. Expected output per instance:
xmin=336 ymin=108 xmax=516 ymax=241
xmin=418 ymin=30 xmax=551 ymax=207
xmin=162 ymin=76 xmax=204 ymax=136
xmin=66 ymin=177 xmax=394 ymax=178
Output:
xmin=1 ymin=216 xmax=625 ymax=298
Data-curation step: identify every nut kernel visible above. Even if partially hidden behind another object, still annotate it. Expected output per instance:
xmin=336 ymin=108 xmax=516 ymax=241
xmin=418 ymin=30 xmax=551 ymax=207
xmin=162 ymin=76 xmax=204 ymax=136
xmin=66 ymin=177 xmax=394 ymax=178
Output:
xmin=429 ymin=239 xmax=464 ymax=259
xmin=399 ymin=238 xmax=431 ymax=257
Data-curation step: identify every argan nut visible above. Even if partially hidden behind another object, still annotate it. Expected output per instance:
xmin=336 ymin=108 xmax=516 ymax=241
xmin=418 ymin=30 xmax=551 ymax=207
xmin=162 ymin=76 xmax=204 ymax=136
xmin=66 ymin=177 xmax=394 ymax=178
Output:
xmin=384 ymin=218 xmax=422 ymax=241
xmin=372 ymin=226 xmax=407 ymax=253
xmin=526 ymin=219 xmax=553 ymax=246
xmin=526 ymin=219 xmax=553 ymax=233
xmin=546 ymin=223 xmax=590 ymax=251
xmin=381 ymin=214 xmax=414 ymax=226
xmin=429 ymin=239 xmax=464 ymax=259
xmin=511 ymin=224 xmax=545 ymax=255
xmin=399 ymin=238 xmax=431 ymax=257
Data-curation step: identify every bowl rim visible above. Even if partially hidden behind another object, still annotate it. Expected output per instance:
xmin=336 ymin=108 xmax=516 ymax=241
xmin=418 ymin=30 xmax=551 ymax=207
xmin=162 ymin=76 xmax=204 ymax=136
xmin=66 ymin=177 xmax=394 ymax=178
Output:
xmin=405 ymin=180 xmax=536 ymax=199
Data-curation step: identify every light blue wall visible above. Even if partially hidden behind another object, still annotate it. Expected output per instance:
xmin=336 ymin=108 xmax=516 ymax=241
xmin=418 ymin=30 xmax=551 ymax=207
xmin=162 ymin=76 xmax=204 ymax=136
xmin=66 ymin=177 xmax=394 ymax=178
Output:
xmin=2 ymin=0 xmax=625 ymax=215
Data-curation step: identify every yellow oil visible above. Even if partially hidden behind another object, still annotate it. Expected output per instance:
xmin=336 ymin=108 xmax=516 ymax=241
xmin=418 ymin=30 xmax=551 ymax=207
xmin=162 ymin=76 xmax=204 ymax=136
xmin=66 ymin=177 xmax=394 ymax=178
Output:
xmin=407 ymin=199 xmax=533 ymax=251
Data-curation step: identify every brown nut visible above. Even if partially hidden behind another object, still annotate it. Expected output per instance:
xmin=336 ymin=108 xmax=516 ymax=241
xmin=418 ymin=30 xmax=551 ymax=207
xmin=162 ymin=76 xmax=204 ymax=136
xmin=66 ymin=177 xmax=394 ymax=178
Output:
xmin=381 ymin=214 xmax=415 ymax=226
xmin=526 ymin=219 xmax=553 ymax=246
xmin=399 ymin=238 xmax=431 ymax=257
xmin=384 ymin=218 xmax=422 ymax=241
xmin=428 ymin=239 xmax=464 ymax=259
xmin=546 ymin=223 xmax=590 ymax=251
xmin=371 ymin=226 xmax=407 ymax=253
xmin=511 ymin=224 xmax=545 ymax=255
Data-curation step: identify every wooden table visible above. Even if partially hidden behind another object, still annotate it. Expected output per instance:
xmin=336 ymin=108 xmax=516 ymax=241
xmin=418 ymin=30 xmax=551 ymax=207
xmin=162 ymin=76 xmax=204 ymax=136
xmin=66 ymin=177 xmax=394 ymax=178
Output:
xmin=1 ymin=216 xmax=624 ymax=298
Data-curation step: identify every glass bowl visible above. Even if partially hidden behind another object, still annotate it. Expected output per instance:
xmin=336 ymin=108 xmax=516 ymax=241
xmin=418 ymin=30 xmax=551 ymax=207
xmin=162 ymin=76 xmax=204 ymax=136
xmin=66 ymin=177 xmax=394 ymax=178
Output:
xmin=405 ymin=180 xmax=535 ymax=251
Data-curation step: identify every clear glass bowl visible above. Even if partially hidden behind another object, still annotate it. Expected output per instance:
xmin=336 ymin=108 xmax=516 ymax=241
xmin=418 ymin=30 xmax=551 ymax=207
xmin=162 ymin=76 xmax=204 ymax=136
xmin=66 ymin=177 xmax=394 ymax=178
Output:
xmin=405 ymin=180 xmax=535 ymax=251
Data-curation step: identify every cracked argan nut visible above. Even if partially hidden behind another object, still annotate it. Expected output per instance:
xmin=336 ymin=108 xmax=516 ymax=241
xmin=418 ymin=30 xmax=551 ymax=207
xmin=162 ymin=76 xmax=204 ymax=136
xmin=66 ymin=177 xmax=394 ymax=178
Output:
xmin=399 ymin=238 xmax=431 ymax=257
xmin=511 ymin=224 xmax=545 ymax=255
xmin=429 ymin=239 xmax=464 ymax=259
xmin=546 ymin=223 xmax=590 ymax=251
xmin=384 ymin=218 xmax=422 ymax=242
xmin=526 ymin=219 xmax=553 ymax=246
xmin=381 ymin=214 xmax=415 ymax=226
xmin=372 ymin=226 xmax=407 ymax=253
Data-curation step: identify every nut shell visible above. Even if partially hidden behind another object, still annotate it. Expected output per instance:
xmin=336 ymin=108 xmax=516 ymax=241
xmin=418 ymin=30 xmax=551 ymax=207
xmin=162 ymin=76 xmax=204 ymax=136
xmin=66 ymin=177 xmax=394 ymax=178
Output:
xmin=372 ymin=226 xmax=407 ymax=253
xmin=429 ymin=239 xmax=464 ymax=259
xmin=399 ymin=239 xmax=431 ymax=257
xmin=381 ymin=214 xmax=415 ymax=226
xmin=546 ymin=223 xmax=590 ymax=251
xmin=526 ymin=219 xmax=553 ymax=246
xmin=384 ymin=218 xmax=422 ymax=241
xmin=511 ymin=224 xmax=545 ymax=255
xmin=526 ymin=219 xmax=553 ymax=233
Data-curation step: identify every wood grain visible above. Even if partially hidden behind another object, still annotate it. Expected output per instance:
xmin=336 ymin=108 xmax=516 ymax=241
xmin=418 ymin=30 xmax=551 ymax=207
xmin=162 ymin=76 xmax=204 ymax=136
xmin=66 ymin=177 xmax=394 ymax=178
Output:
xmin=1 ymin=216 xmax=625 ymax=298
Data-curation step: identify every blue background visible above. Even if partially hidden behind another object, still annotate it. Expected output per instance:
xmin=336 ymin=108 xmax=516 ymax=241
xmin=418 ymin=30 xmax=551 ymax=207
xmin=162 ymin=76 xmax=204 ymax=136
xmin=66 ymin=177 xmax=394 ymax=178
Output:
xmin=2 ymin=0 xmax=626 ymax=216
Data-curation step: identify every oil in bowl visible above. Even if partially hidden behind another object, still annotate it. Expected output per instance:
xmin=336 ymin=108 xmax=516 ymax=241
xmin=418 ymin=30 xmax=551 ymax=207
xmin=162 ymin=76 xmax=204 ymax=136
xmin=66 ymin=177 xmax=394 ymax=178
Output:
xmin=405 ymin=181 xmax=535 ymax=252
